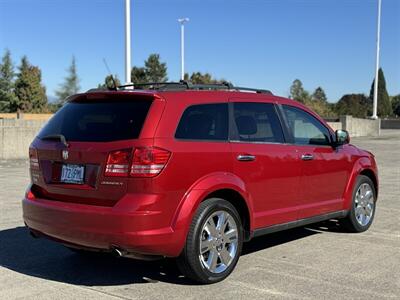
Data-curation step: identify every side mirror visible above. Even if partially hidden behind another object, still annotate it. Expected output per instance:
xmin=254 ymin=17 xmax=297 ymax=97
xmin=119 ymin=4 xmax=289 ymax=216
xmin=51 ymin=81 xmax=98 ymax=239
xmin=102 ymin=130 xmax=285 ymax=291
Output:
xmin=335 ymin=129 xmax=350 ymax=146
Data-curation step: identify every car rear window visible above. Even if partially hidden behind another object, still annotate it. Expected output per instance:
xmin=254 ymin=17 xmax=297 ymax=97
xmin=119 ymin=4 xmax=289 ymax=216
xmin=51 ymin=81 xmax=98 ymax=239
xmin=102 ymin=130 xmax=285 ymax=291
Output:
xmin=38 ymin=99 xmax=152 ymax=142
xmin=175 ymin=103 xmax=228 ymax=141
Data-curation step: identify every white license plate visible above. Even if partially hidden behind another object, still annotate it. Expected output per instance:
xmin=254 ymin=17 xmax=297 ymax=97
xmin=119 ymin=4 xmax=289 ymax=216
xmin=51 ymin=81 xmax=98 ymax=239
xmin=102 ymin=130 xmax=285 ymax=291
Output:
xmin=60 ymin=164 xmax=85 ymax=184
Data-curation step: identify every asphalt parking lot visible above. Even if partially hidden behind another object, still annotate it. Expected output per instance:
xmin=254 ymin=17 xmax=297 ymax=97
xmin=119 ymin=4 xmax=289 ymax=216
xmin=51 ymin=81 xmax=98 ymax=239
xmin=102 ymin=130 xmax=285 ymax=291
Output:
xmin=0 ymin=130 xmax=399 ymax=299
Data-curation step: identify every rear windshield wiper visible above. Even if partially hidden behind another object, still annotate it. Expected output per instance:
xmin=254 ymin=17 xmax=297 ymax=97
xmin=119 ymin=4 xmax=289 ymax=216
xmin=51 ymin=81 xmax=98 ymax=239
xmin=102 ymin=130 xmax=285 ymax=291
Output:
xmin=41 ymin=134 xmax=69 ymax=147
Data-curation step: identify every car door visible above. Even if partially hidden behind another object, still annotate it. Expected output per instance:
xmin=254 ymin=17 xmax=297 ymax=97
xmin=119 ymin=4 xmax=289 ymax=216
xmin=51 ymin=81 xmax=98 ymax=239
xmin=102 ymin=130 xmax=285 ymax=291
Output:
xmin=280 ymin=104 xmax=352 ymax=219
xmin=230 ymin=100 xmax=302 ymax=229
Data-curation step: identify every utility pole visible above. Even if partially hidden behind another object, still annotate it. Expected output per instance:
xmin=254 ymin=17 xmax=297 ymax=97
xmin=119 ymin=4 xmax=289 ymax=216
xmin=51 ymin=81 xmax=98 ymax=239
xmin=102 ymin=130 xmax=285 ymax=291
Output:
xmin=178 ymin=18 xmax=189 ymax=81
xmin=125 ymin=0 xmax=132 ymax=84
xmin=372 ymin=0 xmax=382 ymax=119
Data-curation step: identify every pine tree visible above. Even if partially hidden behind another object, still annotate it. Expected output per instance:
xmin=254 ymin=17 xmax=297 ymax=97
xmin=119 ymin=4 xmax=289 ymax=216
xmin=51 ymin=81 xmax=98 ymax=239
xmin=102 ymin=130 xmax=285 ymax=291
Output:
xmin=55 ymin=56 xmax=80 ymax=104
xmin=131 ymin=66 xmax=147 ymax=83
xmin=98 ymin=75 xmax=121 ymax=89
xmin=183 ymin=71 xmax=226 ymax=84
xmin=190 ymin=72 xmax=214 ymax=84
xmin=289 ymin=79 xmax=309 ymax=103
xmin=392 ymin=95 xmax=400 ymax=117
xmin=13 ymin=56 xmax=47 ymax=112
xmin=287 ymin=80 xmax=333 ymax=116
xmin=130 ymin=54 xmax=168 ymax=84
xmin=369 ymin=68 xmax=392 ymax=117
xmin=312 ymin=87 xmax=327 ymax=102
xmin=144 ymin=54 xmax=168 ymax=82
xmin=0 ymin=49 xmax=17 ymax=112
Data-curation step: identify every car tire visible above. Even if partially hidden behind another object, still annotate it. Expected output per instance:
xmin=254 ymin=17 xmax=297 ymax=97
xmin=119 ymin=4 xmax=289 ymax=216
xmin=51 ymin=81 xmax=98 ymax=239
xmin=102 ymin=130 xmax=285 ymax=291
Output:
xmin=340 ymin=175 xmax=376 ymax=233
xmin=177 ymin=198 xmax=243 ymax=284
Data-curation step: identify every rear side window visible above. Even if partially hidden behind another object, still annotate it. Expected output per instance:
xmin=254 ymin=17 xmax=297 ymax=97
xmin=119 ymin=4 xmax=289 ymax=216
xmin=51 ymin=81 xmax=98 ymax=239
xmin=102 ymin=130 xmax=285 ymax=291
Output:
xmin=233 ymin=102 xmax=284 ymax=143
xmin=175 ymin=103 xmax=228 ymax=140
xmin=38 ymin=100 xmax=152 ymax=142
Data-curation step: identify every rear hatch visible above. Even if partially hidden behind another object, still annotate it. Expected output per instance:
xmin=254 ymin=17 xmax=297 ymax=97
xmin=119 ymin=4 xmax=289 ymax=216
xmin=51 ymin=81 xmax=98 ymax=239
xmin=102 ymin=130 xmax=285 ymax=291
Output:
xmin=29 ymin=92 xmax=158 ymax=207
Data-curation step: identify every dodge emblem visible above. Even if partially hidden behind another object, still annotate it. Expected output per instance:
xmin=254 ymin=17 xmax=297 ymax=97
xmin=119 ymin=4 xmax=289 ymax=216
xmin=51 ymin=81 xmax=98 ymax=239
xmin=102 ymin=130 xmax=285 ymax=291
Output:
xmin=62 ymin=150 xmax=69 ymax=160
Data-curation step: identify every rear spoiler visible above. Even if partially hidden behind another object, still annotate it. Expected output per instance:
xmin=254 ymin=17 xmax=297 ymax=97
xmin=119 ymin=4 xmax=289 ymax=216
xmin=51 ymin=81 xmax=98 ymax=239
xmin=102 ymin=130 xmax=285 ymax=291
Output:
xmin=66 ymin=91 xmax=162 ymax=103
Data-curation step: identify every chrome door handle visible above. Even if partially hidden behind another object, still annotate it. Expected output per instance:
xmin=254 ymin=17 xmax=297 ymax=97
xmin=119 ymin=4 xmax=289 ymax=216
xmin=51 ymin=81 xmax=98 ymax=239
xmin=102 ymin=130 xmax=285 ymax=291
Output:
xmin=237 ymin=154 xmax=256 ymax=161
xmin=301 ymin=154 xmax=314 ymax=161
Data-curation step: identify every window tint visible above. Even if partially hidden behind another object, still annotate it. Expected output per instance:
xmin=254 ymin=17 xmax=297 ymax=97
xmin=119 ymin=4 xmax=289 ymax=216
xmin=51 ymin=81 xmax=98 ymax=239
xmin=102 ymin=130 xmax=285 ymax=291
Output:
xmin=233 ymin=103 xmax=284 ymax=143
xmin=38 ymin=99 xmax=152 ymax=142
xmin=282 ymin=105 xmax=331 ymax=145
xmin=175 ymin=103 xmax=228 ymax=140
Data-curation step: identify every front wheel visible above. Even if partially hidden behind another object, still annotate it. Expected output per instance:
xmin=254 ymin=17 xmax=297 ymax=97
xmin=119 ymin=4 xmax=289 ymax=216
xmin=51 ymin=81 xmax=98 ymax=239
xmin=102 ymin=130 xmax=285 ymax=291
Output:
xmin=340 ymin=175 xmax=376 ymax=232
xmin=177 ymin=198 xmax=243 ymax=284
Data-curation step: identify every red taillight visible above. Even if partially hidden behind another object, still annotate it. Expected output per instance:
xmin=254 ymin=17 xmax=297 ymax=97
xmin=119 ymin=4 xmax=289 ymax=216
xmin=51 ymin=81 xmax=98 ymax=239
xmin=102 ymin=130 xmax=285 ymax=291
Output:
xmin=29 ymin=148 xmax=39 ymax=170
xmin=105 ymin=149 xmax=131 ymax=177
xmin=104 ymin=147 xmax=171 ymax=178
xmin=130 ymin=147 xmax=171 ymax=178
xmin=26 ymin=189 xmax=35 ymax=200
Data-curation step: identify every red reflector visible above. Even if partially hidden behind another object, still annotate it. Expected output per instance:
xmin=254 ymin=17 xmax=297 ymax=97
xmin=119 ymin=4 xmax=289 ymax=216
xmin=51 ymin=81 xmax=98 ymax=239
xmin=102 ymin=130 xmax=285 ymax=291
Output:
xmin=131 ymin=147 xmax=171 ymax=178
xmin=105 ymin=149 xmax=131 ymax=177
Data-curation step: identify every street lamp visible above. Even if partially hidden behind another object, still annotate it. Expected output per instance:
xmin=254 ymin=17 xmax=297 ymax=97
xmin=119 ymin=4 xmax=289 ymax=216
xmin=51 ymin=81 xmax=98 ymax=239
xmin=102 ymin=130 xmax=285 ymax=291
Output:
xmin=178 ymin=17 xmax=189 ymax=81
xmin=372 ymin=0 xmax=382 ymax=119
xmin=125 ymin=0 xmax=132 ymax=85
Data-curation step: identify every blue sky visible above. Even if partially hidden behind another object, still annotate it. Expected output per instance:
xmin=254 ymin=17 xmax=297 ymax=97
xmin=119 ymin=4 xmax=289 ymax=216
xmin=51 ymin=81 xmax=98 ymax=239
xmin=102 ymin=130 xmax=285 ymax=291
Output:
xmin=0 ymin=0 xmax=399 ymax=102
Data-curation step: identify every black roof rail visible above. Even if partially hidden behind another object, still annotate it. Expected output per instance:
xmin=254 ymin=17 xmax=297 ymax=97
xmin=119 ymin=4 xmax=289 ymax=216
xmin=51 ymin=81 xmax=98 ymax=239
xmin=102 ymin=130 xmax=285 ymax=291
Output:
xmin=118 ymin=82 xmax=185 ymax=90
xmin=91 ymin=81 xmax=273 ymax=95
xmin=86 ymin=88 xmax=108 ymax=93
xmin=233 ymin=86 xmax=272 ymax=95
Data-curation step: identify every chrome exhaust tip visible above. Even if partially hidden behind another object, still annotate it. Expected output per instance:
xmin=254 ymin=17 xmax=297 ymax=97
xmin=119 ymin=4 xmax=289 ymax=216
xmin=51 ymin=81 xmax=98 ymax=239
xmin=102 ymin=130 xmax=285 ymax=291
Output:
xmin=111 ymin=246 xmax=162 ymax=261
xmin=112 ymin=247 xmax=123 ymax=257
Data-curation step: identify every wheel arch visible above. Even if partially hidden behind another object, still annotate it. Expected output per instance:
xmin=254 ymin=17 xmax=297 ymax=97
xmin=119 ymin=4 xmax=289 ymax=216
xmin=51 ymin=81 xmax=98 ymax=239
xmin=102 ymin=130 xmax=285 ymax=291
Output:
xmin=343 ymin=157 xmax=379 ymax=209
xmin=359 ymin=169 xmax=378 ymax=198
xmin=171 ymin=172 xmax=254 ymax=250
xmin=205 ymin=189 xmax=252 ymax=241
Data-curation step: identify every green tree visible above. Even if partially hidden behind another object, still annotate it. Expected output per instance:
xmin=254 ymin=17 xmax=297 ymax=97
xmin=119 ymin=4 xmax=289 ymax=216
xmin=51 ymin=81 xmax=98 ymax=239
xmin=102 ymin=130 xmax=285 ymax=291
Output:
xmin=289 ymin=79 xmax=309 ymax=103
xmin=13 ymin=56 xmax=47 ymax=112
xmin=144 ymin=54 xmax=168 ymax=82
xmin=131 ymin=66 xmax=147 ymax=83
xmin=392 ymin=95 xmax=400 ymax=117
xmin=98 ymin=74 xmax=121 ymax=89
xmin=55 ymin=56 xmax=80 ymax=104
xmin=369 ymin=68 xmax=392 ymax=117
xmin=304 ymin=86 xmax=334 ymax=117
xmin=304 ymin=98 xmax=334 ymax=117
xmin=184 ymin=71 xmax=225 ymax=84
xmin=335 ymin=94 xmax=370 ymax=118
xmin=0 ymin=49 xmax=17 ymax=112
xmin=312 ymin=87 xmax=327 ymax=102
xmin=130 ymin=54 xmax=168 ymax=83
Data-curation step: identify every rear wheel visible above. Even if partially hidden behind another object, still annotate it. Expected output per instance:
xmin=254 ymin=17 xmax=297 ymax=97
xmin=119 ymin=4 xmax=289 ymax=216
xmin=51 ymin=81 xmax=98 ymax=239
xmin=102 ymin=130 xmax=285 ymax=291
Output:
xmin=177 ymin=198 xmax=243 ymax=284
xmin=340 ymin=175 xmax=376 ymax=232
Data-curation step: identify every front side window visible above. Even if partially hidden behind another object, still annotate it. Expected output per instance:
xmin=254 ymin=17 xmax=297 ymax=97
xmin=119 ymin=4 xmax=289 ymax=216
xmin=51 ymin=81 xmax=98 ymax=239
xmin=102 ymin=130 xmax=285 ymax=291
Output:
xmin=281 ymin=105 xmax=331 ymax=145
xmin=233 ymin=102 xmax=285 ymax=143
xmin=175 ymin=103 xmax=228 ymax=140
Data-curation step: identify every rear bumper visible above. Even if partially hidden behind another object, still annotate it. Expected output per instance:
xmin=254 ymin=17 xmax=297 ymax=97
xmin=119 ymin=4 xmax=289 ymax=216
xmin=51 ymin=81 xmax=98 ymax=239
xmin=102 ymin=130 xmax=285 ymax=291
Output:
xmin=22 ymin=195 xmax=185 ymax=257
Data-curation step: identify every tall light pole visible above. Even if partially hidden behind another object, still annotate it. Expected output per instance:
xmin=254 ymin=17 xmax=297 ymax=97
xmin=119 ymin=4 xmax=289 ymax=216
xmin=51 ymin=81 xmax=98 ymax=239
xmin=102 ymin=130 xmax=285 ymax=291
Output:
xmin=372 ymin=0 xmax=382 ymax=119
xmin=125 ymin=0 xmax=132 ymax=84
xmin=178 ymin=18 xmax=189 ymax=81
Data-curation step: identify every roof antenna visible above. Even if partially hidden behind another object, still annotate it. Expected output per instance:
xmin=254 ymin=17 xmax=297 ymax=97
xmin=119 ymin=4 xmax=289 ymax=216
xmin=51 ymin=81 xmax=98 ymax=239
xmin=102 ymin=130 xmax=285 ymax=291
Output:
xmin=102 ymin=58 xmax=118 ymax=90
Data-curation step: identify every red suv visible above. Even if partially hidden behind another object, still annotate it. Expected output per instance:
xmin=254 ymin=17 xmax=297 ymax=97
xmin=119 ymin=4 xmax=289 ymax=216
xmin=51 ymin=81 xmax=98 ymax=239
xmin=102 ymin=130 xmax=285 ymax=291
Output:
xmin=23 ymin=83 xmax=378 ymax=283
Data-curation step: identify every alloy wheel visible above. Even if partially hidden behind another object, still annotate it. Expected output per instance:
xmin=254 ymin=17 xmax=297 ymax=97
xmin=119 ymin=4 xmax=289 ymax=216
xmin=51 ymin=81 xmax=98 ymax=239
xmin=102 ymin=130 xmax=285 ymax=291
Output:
xmin=199 ymin=210 xmax=238 ymax=274
xmin=354 ymin=183 xmax=375 ymax=226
